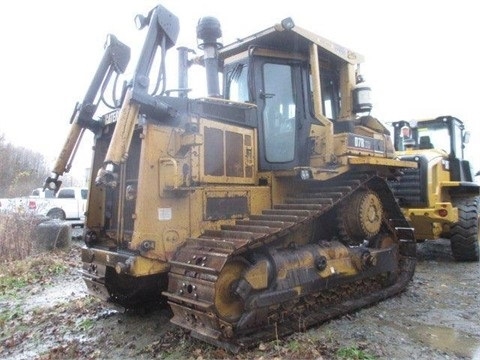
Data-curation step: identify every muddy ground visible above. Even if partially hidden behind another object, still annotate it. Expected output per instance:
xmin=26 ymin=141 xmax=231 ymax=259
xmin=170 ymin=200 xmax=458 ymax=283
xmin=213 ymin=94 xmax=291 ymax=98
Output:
xmin=1 ymin=237 xmax=479 ymax=360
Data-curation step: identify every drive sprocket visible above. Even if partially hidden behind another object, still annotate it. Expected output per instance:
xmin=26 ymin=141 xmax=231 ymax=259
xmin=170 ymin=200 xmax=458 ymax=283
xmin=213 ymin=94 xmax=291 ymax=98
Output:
xmin=338 ymin=189 xmax=383 ymax=245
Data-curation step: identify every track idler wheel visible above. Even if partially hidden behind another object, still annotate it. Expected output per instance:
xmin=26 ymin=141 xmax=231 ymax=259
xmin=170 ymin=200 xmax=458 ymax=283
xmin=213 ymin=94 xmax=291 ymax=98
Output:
xmin=214 ymin=259 xmax=248 ymax=322
xmin=339 ymin=190 xmax=383 ymax=245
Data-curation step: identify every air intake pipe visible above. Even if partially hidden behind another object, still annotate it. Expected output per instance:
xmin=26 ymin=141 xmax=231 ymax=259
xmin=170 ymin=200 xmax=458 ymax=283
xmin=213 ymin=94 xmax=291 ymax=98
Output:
xmin=196 ymin=16 xmax=222 ymax=97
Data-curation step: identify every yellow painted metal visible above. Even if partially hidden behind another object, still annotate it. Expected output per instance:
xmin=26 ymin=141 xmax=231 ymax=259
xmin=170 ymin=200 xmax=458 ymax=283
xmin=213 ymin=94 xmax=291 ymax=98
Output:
xmin=158 ymin=158 xmax=180 ymax=195
xmin=52 ymin=122 xmax=85 ymax=175
xmin=406 ymin=202 xmax=458 ymax=223
xmin=308 ymin=43 xmax=334 ymax=167
xmin=197 ymin=118 xmax=257 ymax=185
xmin=243 ymin=259 xmax=270 ymax=290
xmin=128 ymin=253 xmax=170 ymax=276
xmin=347 ymin=156 xmax=418 ymax=168
xmin=338 ymin=63 xmax=356 ymax=120
xmin=396 ymin=145 xmax=466 ymax=239
xmin=404 ymin=203 xmax=458 ymax=240
xmin=289 ymin=25 xmax=364 ymax=64
xmin=104 ymin=89 xmax=140 ymax=165
xmin=129 ymin=123 xmax=192 ymax=262
xmin=215 ymin=260 xmax=247 ymax=321
xmin=333 ymin=133 xmax=391 ymax=159
xmin=116 ymin=114 xmax=271 ymax=266
xmin=84 ymin=247 xmax=169 ymax=277
xmin=275 ymin=243 xmax=359 ymax=281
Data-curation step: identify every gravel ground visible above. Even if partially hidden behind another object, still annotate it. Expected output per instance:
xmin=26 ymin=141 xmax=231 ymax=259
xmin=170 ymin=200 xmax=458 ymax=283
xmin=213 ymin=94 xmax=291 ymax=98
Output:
xmin=1 ymin=237 xmax=479 ymax=360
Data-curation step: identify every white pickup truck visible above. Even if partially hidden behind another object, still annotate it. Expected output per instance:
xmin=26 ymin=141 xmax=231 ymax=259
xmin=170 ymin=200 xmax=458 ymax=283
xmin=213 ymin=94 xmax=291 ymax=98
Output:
xmin=30 ymin=187 xmax=88 ymax=222
xmin=0 ymin=187 xmax=88 ymax=224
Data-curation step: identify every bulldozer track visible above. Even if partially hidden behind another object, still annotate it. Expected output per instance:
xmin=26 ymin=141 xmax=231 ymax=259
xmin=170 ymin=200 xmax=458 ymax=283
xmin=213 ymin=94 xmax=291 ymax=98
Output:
xmin=163 ymin=173 xmax=416 ymax=352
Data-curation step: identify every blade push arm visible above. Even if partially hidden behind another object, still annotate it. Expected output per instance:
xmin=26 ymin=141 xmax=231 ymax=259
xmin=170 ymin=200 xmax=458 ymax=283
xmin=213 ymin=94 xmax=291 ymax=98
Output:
xmin=45 ymin=35 xmax=131 ymax=192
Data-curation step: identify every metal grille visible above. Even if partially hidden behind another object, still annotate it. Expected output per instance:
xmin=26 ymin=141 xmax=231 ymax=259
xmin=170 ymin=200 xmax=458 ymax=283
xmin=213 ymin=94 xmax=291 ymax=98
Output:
xmin=104 ymin=130 xmax=142 ymax=245
xmin=389 ymin=156 xmax=428 ymax=207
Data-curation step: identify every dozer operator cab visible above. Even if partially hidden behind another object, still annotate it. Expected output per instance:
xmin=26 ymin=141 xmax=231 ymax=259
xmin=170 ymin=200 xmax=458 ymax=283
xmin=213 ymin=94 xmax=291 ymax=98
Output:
xmin=216 ymin=18 xmax=392 ymax=174
xmin=220 ymin=21 xmax=358 ymax=171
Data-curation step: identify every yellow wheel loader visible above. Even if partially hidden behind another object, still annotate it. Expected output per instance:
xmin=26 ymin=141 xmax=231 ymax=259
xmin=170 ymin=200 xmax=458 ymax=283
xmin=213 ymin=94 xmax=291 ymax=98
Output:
xmin=45 ymin=4 xmax=417 ymax=352
xmin=390 ymin=116 xmax=479 ymax=261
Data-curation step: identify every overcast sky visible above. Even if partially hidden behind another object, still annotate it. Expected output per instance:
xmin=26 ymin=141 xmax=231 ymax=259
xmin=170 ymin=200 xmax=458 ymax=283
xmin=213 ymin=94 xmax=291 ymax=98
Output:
xmin=1 ymin=0 xmax=479 ymax=176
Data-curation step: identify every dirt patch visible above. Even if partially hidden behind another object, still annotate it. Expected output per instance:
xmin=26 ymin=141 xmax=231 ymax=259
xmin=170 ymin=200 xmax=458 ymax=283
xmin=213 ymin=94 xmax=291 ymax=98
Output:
xmin=1 ymin=239 xmax=479 ymax=359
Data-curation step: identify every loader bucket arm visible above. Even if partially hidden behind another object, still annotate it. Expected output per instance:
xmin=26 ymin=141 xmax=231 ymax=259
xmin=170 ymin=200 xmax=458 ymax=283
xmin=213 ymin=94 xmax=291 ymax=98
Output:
xmin=44 ymin=35 xmax=131 ymax=192
xmin=95 ymin=5 xmax=180 ymax=187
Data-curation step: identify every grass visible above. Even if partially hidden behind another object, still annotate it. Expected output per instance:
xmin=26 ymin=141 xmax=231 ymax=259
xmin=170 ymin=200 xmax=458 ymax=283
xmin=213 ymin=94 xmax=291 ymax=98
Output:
xmin=0 ymin=212 xmax=41 ymax=261
xmin=77 ymin=318 xmax=95 ymax=331
xmin=0 ymin=251 xmax=69 ymax=295
xmin=0 ymin=306 xmax=24 ymax=329
xmin=138 ymin=329 xmax=223 ymax=359
xmin=286 ymin=338 xmax=302 ymax=352
xmin=337 ymin=346 xmax=377 ymax=360
xmin=0 ymin=212 xmax=71 ymax=262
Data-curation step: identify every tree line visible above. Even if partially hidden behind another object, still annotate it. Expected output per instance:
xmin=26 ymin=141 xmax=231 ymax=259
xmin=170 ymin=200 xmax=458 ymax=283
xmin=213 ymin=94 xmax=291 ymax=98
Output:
xmin=0 ymin=134 xmax=51 ymax=197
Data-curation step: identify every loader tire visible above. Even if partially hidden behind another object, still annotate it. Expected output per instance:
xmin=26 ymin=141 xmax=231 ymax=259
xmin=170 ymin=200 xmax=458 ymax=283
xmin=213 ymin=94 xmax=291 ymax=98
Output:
xmin=450 ymin=196 xmax=480 ymax=262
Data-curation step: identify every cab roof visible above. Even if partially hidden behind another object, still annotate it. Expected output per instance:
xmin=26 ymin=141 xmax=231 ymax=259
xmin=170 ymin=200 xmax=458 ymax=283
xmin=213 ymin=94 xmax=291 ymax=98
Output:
xmin=217 ymin=18 xmax=364 ymax=65
xmin=393 ymin=115 xmax=463 ymax=126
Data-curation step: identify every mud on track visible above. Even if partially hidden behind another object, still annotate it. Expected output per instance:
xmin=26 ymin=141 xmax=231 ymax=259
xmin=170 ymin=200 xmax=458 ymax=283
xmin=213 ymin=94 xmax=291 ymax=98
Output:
xmin=1 ymin=238 xmax=479 ymax=359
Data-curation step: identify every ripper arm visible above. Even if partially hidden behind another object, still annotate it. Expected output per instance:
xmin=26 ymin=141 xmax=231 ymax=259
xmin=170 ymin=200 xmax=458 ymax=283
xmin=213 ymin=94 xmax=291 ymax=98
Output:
xmin=95 ymin=5 xmax=180 ymax=187
xmin=44 ymin=35 xmax=130 ymax=192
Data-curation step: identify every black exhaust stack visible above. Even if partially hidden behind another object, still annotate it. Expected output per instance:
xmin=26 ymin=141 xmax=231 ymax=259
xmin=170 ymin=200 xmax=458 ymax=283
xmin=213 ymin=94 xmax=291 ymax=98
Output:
xmin=196 ymin=17 xmax=222 ymax=97
xmin=177 ymin=47 xmax=190 ymax=98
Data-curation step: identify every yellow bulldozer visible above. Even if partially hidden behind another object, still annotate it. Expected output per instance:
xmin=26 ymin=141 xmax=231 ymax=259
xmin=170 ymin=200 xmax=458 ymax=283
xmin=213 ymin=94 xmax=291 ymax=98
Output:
xmin=45 ymin=3 xmax=418 ymax=352
xmin=390 ymin=116 xmax=480 ymax=261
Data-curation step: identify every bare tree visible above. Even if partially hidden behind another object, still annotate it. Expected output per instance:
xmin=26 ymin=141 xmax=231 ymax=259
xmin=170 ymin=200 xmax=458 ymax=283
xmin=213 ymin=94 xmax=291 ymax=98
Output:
xmin=0 ymin=134 xmax=50 ymax=197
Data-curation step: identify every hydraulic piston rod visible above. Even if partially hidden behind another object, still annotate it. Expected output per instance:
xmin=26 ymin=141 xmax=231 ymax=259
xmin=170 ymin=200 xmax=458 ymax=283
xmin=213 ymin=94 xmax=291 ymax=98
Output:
xmin=45 ymin=35 xmax=130 ymax=192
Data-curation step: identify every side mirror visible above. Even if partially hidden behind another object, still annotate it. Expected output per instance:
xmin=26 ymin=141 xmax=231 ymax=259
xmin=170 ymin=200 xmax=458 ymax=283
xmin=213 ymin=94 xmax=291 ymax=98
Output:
xmin=463 ymin=131 xmax=471 ymax=144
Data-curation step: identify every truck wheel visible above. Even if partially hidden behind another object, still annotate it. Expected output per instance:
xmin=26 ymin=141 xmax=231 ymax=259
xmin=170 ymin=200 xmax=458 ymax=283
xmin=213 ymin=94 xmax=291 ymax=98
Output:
xmin=47 ymin=208 xmax=66 ymax=221
xmin=450 ymin=196 xmax=480 ymax=262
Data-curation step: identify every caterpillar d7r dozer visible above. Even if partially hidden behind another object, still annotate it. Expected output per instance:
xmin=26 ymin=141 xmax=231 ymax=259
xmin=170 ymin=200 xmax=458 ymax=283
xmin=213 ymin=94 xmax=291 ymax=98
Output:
xmin=390 ymin=116 xmax=480 ymax=261
xmin=45 ymin=4 xmax=418 ymax=352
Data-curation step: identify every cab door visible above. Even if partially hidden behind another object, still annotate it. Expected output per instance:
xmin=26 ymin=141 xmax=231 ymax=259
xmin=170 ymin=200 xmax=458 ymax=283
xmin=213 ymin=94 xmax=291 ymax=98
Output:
xmin=254 ymin=59 xmax=311 ymax=171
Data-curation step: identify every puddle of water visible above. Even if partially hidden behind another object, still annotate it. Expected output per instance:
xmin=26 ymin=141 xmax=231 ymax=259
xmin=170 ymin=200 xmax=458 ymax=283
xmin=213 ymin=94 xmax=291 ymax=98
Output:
xmin=474 ymin=348 xmax=480 ymax=360
xmin=395 ymin=322 xmax=480 ymax=358
xmin=360 ymin=314 xmax=480 ymax=358
xmin=24 ymin=277 xmax=88 ymax=311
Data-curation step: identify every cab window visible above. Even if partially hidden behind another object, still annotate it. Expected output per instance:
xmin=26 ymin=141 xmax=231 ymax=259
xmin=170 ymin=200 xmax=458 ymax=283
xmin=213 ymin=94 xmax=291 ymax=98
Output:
xmin=262 ymin=63 xmax=296 ymax=163
xmin=226 ymin=63 xmax=249 ymax=102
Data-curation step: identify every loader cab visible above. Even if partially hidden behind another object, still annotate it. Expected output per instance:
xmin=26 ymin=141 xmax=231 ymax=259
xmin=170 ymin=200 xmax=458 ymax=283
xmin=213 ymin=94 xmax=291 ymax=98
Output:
xmin=393 ymin=116 xmax=467 ymax=159
xmin=393 ymin=116 xmax=473 ymax=181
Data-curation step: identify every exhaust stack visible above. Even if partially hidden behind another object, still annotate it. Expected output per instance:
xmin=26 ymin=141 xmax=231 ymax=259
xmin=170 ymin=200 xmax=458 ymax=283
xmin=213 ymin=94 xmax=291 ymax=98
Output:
xmin=196 ymin=16 xmax=222 ymax=97
xmin=177 ymin=46 xmax=193 ymax=98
